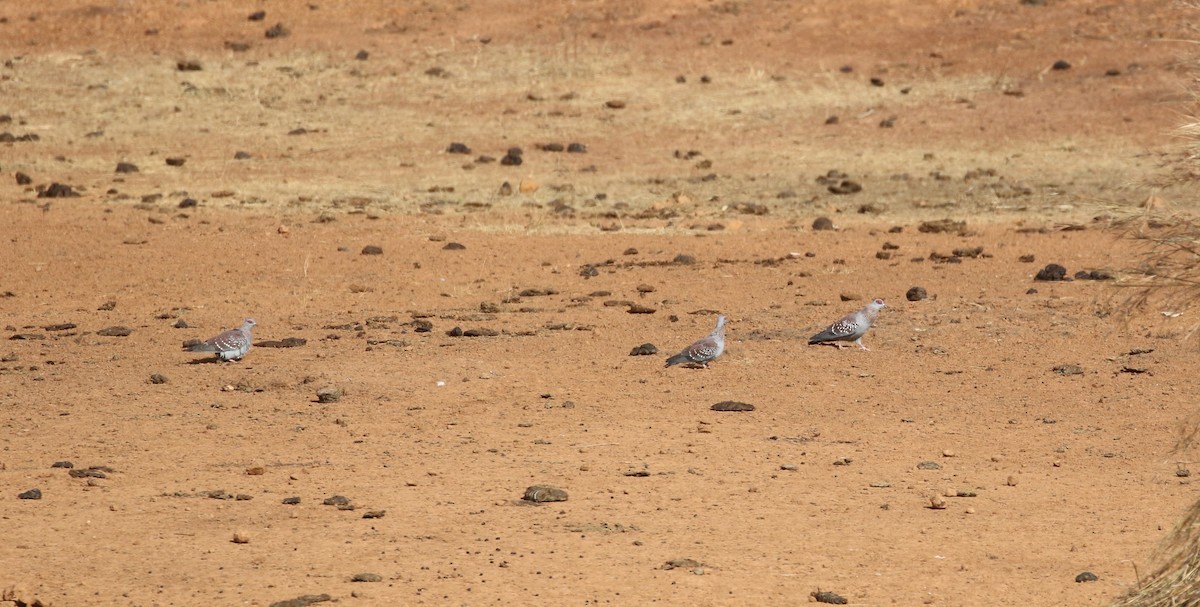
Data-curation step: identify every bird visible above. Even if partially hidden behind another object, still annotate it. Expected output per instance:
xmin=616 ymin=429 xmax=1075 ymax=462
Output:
xmin=809 ymin=299 xmax=886 ymax=350
xmin=186 ymin=318 xmax=256 ymax=361
xmin=664 ymin=315 xmax=727 ymax=368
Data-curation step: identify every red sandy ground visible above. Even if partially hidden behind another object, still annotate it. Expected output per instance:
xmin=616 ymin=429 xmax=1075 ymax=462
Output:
xmin=2 ymin=1 xmax=1200 ymax=606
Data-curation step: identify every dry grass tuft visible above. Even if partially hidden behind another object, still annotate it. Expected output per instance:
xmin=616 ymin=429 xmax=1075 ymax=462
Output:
xmin=1110 ymin=497 xmax=1200 ymax=607
xmin=1110 ymin=211 xmax=1200 ymax=341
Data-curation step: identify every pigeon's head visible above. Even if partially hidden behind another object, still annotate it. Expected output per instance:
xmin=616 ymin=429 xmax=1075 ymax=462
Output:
xmin=243 ymin=318 xmax=257 ymax=328
xmin=869 ymin=298 xmax=886 ymax=310
xmin=715 ymin=315 xmax=727 ymax=329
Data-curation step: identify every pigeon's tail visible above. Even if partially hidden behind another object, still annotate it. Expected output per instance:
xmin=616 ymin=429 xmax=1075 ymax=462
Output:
xmin=186 ymin=341 xmax=218 ymax=353
xmin=808 ymin=331 xmax=835 ymax=345
xmin=664 ymin=353 xmax=691 ymax=367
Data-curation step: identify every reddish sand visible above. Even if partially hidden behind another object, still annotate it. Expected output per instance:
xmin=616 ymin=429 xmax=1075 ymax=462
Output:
xmin=2 ymin=2 xmax=1200 ymax=606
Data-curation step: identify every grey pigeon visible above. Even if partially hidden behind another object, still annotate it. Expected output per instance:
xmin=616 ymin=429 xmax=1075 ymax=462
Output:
xmin=809 ymin=299 xmax=885 ymax=350
xmin=665 ymin=315 xmax=727 ymax=368
xmin=187 ymin=318 xmax=256 ymax=360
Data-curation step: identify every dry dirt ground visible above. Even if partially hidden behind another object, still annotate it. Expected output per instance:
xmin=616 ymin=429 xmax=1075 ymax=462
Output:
xmin=3 ymin=1 xmax=1200 ymax=606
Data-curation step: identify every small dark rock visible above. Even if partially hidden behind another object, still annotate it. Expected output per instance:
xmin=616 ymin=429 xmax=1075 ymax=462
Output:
xmin=663 ymin=558 xmax=703 ymax=570
xmin=173 ymin=318 xmax=189 ymax=329
xmin=165 ymin=157 xmax=186 ymax=166
xmin=579 ymin=265 xmax=599 ymax=277
xmin=629 ymin=343 xmax=658 ymax=356
xmin=916 ymin=461 xmax=941 ymax=470
xmin=355 ymin=50 xmax=369 ymax=61
xmin=500 ymin=152 xmax=523 ymax=166
xmin=906 ymin=286 xmax=928 ymax=301
xmin=711 ymin=401 xmax=755 ymax=412
xmin=351 ymin=573 xmax=383 ymax=583
xmin=265 ymin=23 xmax=290 ymax=38
xmin=114 ymin=162 xmax=139 ymax=173
xmin=462 ymin=328 xmax=499 ymax=337
xmin=567 ymin=142 xmax=587 ymax=153
xmin=322 ymin=495 xmax=350 ymax=506
xmin=523 ymin=485 xmax=569 ymax=503
xmin=1019 ymin=254 xmax=1035 ymax=263
xmin=812 ymin=217 xmax=835 ymax=231
xmin=269 ymin=595 xmax=332 ymax=607
xmin=234 ymin=151 xmax=252 ymax=160
xmin=18 ymin=488 xmax=42 ymax=500
xmin=15 ymin=171 xmax=32 ymax=185
xmin=443 ymin=242 xmax=466 ymax=250
xmin=412 ymin=319 xmax=433 ymax=332
xmin=248 ymin=10 xmax=266 ymax=20
xmin=97 ymin=326 xmax=133 ymax=337
xmin=149 ymin=373 xmax=169 ymax=384
xmin=673 ymin=254 xmax=697 ymax=265
xmin=627 ymin=304 xmax=656 ymax=314
xmin=44 ymin=323 xmax=76 ymax=331
xmin=1053 ymin=364 xmax=1084 ymax=376
xmin=1052 ymin=59 xmax=1072 ymax=71
xmin=51 ymin=461 xmax=74 ymax=469
xmin=1035 ymin=263 xmax=1068 ymax=281
xmin=282 ymin=496 xmax=301 ymax=505
xmin=539 ymin=142 xmax=565 ymax=152
xmin=176 ymin=60 xmax=202 ymax=72
xmin=69 ymin=468 xmax=107 ymax=479
xmin=362 ymin=510 xmax=386 ymax=519
xmin=447 ymin=327 xmax=463 ymax=337
xmin=1176 ymin=468 xmax=1191 ymax=478
xmin=918 ymin=219 xmax=966 ymax=234
xmin=1075 ymin=571 xmax=1098 ymax=583
xmin=38 ymin=183 xmax=80 ymax=198
xmin=179 ymin=198 xmax=198 ymax=208
xmin=869 ymin=77 xmax=884 ymax=87
xmin=812 ymin=590 xmax=848 ymax=605
xmin=361 ymin=245 xmax=383 ymax=255
xmin=257 ymin=337 xmax=306 ymax=348
xmin=316 ymin=386 xmax=344 ymax=403
xmin=828 ymin=180 xmax=862 ymax=195
xmin=447 ymin=142 xmax=471 ymax=154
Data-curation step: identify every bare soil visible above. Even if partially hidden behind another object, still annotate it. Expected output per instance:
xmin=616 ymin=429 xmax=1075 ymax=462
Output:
xmin=3 ymin=1 xmax=1200 ymax=606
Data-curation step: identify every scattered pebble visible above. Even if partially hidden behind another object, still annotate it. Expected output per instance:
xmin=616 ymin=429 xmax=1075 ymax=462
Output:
xmin=1053 ymin=364 xmax=1084 ymax=376
xmin=812 ymin=217 xmax=835 ymax=231
xmin=231 ymin=531 xmax=251 ymax=544
xmin=115 ymin=162 xmax=140 ymax=173
xmin=362 ymin=510 xmax=386 ymax=519
xmin=351 ymin=573 xmax=383 ymax=583
xmin=51 ymin=461 xmax=73 ymax=469
xmin=812 ymin=590 xmax=848 ymax=605
xmin=523 ymin=485 xmax=568 ymax=503
xmin=929 ymin=495 xmax=947 ymax=509
xmin=629 ymin=343 xmax=658 ymax=356
xmin=711 ymin=401 xmax=755 ymax=412
xmin=906 ymin=286 xmax=928 ymax=301
xmin=360 ymin=245 xmax=383 ymax=255
xmin=917 ymin=461 xmax=941 ymax=470
xmin=17 ymin=488 xmax=41 ymax=500
xmin=97 ymin=326 xmax=133 ymax=337
xmin=322 ymin=495 xmax=351 ymax=506
xmin=1052 ymin=59 xmax=1072 ymax=71
xmin=663 ymin=558 xmax=703 ymax=570
xmin=265 ymin=23 xmax=290 ymax=38
xmin=1035 ymin=263 xmax=1068 ymax=281
xmin=282 ymin=496 xmax=301 ymax=505
xmin=443 ymin=242 xmax=466 ymax=250
xmin=1075 ymin=571 xmax=1098 ymax=583
xmin=149 ymin=373 xmax=168 ymax=384
xmin=38 ymin=183 xmax=80 ymax=198
xmin=316 ymin=386 xmax=344 ymax=403
xmin=269 ymin=595 xmax=332 ymax=607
